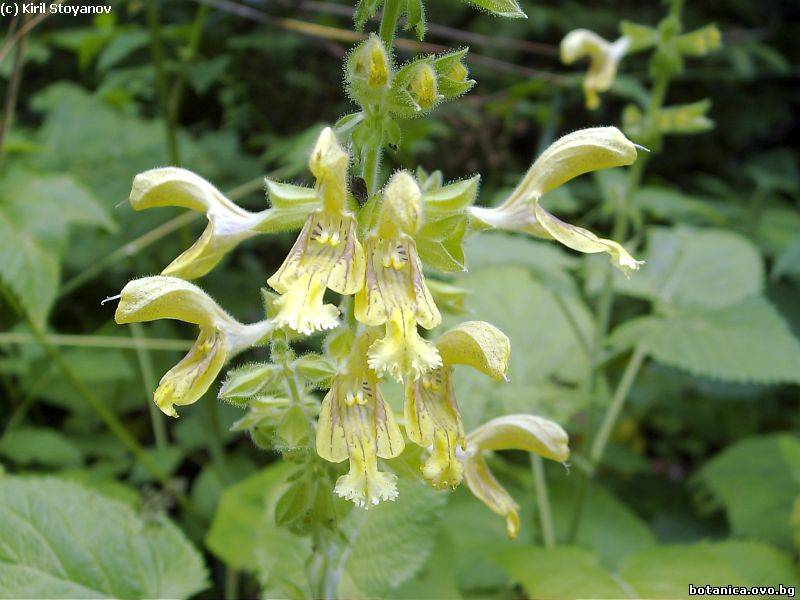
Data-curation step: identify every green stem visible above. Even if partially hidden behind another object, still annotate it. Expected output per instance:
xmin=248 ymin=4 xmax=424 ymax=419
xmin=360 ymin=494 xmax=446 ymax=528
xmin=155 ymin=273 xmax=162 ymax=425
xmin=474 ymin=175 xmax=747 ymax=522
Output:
xmin=205 ymin=399 xmax=228 ymax=474
xmin=0 ymin=331 xmax=192 ymax=351
xmin=130 ymin=323 xmax=168 ymax=450
xmin=168 ymin=2 xmax=210 ymax=124
xmin=146 ymin=0 xmax=180 ymax=165
xmin=378 ymin=0 xmax=402 ymax=50
xmin=362 ymin=143 xmax=381 ymax=195
xmin=589 ymin=345 xmax=647 ymax=464
xmin=0 ymin=15 xmax=27 ymax=173
xmin=224 ymin=567 xmax=239 ymax=600
xmin=531 ymin=454 xmax=555 ymax=549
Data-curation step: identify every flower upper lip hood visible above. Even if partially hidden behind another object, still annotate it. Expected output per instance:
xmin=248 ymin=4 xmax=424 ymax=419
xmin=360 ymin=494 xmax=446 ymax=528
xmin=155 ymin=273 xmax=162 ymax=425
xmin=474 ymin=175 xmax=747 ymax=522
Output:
xmin=469 ymin=127 xmax=644 ymax=276
xmin=129 ymin=167 xmax=318 ymax=280
xmin=114 ymin=275 xmax=273 ymax=417
xmin=462 ymin=414 xmax=570 ymax=538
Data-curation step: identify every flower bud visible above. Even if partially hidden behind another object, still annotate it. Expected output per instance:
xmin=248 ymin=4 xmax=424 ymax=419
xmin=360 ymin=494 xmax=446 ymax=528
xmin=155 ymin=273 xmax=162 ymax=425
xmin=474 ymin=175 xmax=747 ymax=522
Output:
xmin=433 ymin=49 xmax=475 ymax=100
xmin=408 ymin=63 xmax=440 ymax=111
xmin=677 ymin=24 xmax=721 ymax=57
xmin=350 ymin=34 xmax=391 ymax=89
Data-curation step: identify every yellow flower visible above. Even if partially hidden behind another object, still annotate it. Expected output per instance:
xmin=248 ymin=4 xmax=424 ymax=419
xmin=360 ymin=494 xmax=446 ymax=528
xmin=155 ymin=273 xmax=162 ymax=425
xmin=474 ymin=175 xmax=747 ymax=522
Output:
xmin=267 ymin=128 xmax=365 ymax=335
xmin=405 ymin=321 xmax=510 ymax=489
xmin=113 ymin=276 xmax=273 ymax=417
xmin=470 ymin=127 xmax=644 ymax=276
xmin=355 ymin=171 xmax=441 ymax=381
xmin=462 ymin=414 xmax=570 ymax=538
xmin=129 ymin=167 xmax=318 ymax=280
xmin=560 ymin=29 xmax=630 ymax=110
xmin=316 ymin=331 xmax=405 ymax=507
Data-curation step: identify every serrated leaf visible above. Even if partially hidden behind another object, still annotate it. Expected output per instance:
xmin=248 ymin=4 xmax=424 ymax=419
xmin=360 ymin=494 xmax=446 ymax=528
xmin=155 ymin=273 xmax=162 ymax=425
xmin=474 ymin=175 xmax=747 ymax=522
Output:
xmin=610 ymin=296 xmax=800 ymax=384
xmin=497 ymin=541 xmax=799 ymax=600
xmin=694 ymin=434 xmax=800 ymax=550
xmin=615 ymin=226 xmax=763 ymax=309
xmin=0 ymin=476 xmax=208 ymax=599
xmin=338 ymin=477 xmax=445 ymax=598
xmin=0 ymin=427 xmax=83 ymax=468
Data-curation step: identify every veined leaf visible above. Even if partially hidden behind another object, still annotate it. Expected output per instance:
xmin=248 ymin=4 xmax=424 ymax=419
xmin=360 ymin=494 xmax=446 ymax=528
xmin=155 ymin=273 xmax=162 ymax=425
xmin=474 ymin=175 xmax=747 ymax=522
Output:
xmin=496 ymin=541 xmax=800 ymax=600
xmin=0 ymin=477 xmax=208 ymax=599
xmin=613 ymin=226 xmax=763 ymax=310
xmin=338 ymin=477 xmax=445 ymax=598
xmin=0 ymin=427 xmax=83 ymax=468
xmin=463 ymin=0 xmax=526 ymax=18
xmin=610 ymin=296 xmax=800 ymax=384
xmin=694 ymin=434 xmax=800 ymax=549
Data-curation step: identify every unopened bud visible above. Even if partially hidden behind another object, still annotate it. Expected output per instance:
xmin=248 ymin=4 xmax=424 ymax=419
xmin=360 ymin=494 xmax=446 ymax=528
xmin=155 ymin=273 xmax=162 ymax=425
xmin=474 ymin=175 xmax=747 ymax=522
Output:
xmin=408 ymin=63 xmax=440 ymax=111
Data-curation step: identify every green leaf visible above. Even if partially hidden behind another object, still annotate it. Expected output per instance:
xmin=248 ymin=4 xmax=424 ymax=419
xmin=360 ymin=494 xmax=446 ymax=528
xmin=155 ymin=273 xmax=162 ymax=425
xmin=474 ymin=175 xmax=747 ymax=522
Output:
xmin=614 ymin=226 xmax=763 ymax=309
xmin=495 ymin=546 xmax=628 ymax=599
xmin=632 ymin=186 xmax=727 ymax=225
xmin=620 ymin=541 xmax=799 ymax=598
xmin=338 ymin=477 xmax=445 ymax=598
xmin=462 ymin=0 xmax=526 ymax=19
xmin=549 ymin=477 xmax=656 ymax=567
xmin=96 ymin=29 xmax=149 ymax=71
xmin=0 ymin=476 xmax=207 ymax=599
xmin=694 ymin=434 xmax=800 ymax=549
xmin=0 ymin=167 xmax=115 ymax=325
xmin=448 ymin=265 xmax=592 ymax=428
xmin=610 ymin=296 xmax=800 ymax=384
xmin=206 ymin=461 xmax=296 ymax=572
xmin=497 ymin=541 xmax=800 ymax=600
xmin=0 ymin=427 xmax=83 ymax=468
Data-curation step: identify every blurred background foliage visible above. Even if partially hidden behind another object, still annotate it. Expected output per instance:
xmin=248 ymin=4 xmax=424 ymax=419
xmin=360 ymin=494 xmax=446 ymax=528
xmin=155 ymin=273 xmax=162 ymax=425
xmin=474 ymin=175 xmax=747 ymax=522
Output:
xmin=0 ymin=0 xmax=798 ymax=598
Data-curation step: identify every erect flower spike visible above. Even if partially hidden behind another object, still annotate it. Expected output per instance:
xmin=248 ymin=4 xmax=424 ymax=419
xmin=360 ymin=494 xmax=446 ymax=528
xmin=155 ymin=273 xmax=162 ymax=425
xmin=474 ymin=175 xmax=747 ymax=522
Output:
xmin=267 ymin=127 xmax=365 ymax=335
xmin=355 ymin=171 xmax=441 ymax=381
xmin=560 ymin=29 xmax=630 ymax=110
xmin=406 ymin=321 xmax=510 ymax=489
xmin=470 ymin=127 xmax=644 ymax=276
xmin=462 ymin=414 xmax=570 ymax=538
xmin=114 ymin=276 xmax=273 ymax=417
xmin=129 ymin=168 xmax=318 ymax=280
xmin=316 ymin=331 xmax=405 ymax=507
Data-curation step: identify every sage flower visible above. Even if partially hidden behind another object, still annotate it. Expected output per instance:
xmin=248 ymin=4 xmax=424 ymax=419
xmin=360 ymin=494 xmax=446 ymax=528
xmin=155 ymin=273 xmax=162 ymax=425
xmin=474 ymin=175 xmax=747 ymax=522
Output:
xmin=470 ymin=127 xmax=643 ymax=275
xmin=129 ymin=168 xmax=318 ymax=280
xmin=462 ymin=414 xmax=570 ymax=538
xmin=267 ymin=127 xmax=365 ymax=335
xmin=114 ymin=276 xmax=273 ymax=417
xmin=316 ymin=331 xmax=405 ymax=507
xmin=560 ymin=29 xmax=630 ymax=110
xmin=406 ymin=321 xmax=510 ymax=489
xmin=355 ymin=171 xmax=441 ymax=381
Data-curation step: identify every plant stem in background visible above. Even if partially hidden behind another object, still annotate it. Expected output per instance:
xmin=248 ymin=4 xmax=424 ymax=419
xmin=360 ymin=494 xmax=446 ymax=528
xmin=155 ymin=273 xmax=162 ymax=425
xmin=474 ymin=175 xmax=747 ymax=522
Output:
xmin=130 ymin=323 xmax=168 ymax=450
xmin=0 ymin=286 xmax=197 ymax=514
xmin=0 ymin=332 xmax=192 ymax=351
xmin=147 ymin=0 xmax=181 ymax=165
xmin=0 ymin=15 xmax=27 ymax=173
xmin=168 ymin=2 xmax=210 ymax=124
xmin=532 ymin=454 xmax=555 ymax=549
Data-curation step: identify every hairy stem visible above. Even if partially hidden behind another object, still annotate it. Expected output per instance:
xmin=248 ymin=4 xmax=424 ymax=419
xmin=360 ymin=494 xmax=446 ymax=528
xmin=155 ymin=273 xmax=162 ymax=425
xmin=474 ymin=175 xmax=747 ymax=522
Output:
xmin=378 ymin=0 xmax=402 ymax=49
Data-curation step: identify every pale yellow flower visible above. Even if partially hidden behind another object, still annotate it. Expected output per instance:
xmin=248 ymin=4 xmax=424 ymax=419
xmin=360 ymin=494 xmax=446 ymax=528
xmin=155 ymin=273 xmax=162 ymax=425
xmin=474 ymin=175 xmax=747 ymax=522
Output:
xmin=355 ymin=171 xmax=441 ymax=381
xmin=560 ymin=29 xmax=630 ymax=110
xmin=462 ymin=414 xmax=570 ymax=538
xmin=114 ymin=276 xmax=273 ymax=417
xmin=129 ymin=168 xmax=318 ymax=280
xmin=316 ymin=331 xmax=405 ymax=507
xmin=470 ymin=127 xmax=643 ymax=275
xmin=405 ymin=321 xmax=510 ymax=488
xmin=268 ymin=128 xmax=365 ymax=335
